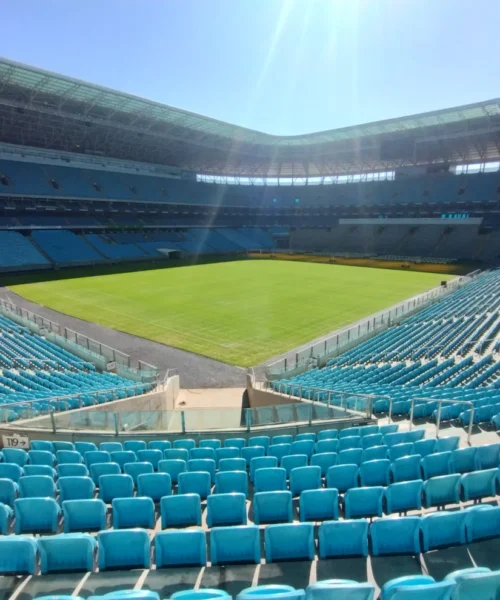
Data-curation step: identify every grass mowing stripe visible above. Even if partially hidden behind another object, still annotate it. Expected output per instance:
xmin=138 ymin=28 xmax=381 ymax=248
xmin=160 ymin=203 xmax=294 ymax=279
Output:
xmin=9 ymin=260 xmax=453 ymax=366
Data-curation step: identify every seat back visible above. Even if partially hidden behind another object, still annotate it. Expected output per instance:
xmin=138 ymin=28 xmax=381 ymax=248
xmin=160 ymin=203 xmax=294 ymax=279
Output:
xmin=100 ymin=442 xmax=123 ymax=454
xmin=19 ymin=475 xmax=55 ymax=498
xmin=216 ymin=447 xmax=241 ymax=467
xmin=370 ymin=516 xmax=421 ymax=556
xmin=160 ymin=493 xmax=201 ymax=528
xmin=318 ymin=519 xmax=369 ymax=558
xmin=137 ymin=450 xmax=163 ymax=470
xmin=451 ymin=448 xmax=479 ymax=474
xmin=56 ymin=450 xmax=83 ymax=465
xmin=90 ymin=462 xmax=120 ymax=485
xmin=290 ymin=466 xmax=322 ymax=496
xmin=62 ymin=498 xmax=107 ymax=533
xmin=206 ymin=492 xmax=247 ymax=527
xmin=58 ymin=476 xmax=95 ymax=502
xmin=158 ymin=459 xmax=187 ymax=484
xmin=290 ymin=440 xmax=314 ymax=458
xmin=215 ymin=471 xmax=248 ymax=496
xmin=112 ymin=497 xmax=155 ymax=529
xmin=387 ymin=444 xmax=414 ymax=462
xmin=362 ymin=446 xmax=388 ymax=463
xmin=38 ymin=533 xmax=96 ymax=573
xmin=98 ymin=474 xmax=134 ymax=502
xmin=200 ymin=439 xmax=222 ymax=450
xmin=137 ymin=472 xmax=172 ymax=501
xmin=187 ymin=459 xmax=216 ymax=483
xmin=423 ymin=474 xmax=461 ymax=508
xmin=253 ymin=490 xmax=293 ymax=525
xmin=219 ymin=458 xmax=246 ymax=472
xmin=391 ymin=455 xmax=421 ymax=483
xmin=178 ymin=471 xmax=211 ymax=500
xmin=148 ymin=441 xmax=171 ymax=453
xmin=164 ymin=448 xmax=189 ymax=462
xmin=57 ymin=464 xmax=89 ymax=478
xmin=265 ymin=523 xmax=315 ymax=562
xmin=173 ymin=439 xmax=196 ymax=451
xmin=326 ymin=464 xmax=358 ymax=493
xmin=123 ymin=462 xmax=154 ymax=485
xmin=300 ymin=488 xmax=339 ymax=522
xmin=385 ymin=480 xmax=423 ymax=514
xmin=306 ymin=581 xmax=374 ymax=600
xmin=123 ymin=440 xmax=147 ymax=454
xmin=250 ymin=456 xmax=278 ymax=482
xmin=155 ymin=530 xmax=207 ymax=567
xmin=0 ymin=537 xmax=38 ymax=574
xmin=421 ymin=452 xmax=452 ymax=479
xmin=344 ymin=487 xmax=384 ymax=519
xmin=15 ymin=497 xmax=60 ymax=533
xmin=316 ymin=439 xmax=339 ymax=454
xmin=75 ymin=442 xmax=98 ymax=457
xmin=413 ymin=439 xmax=436 ymax=458
xmin=190 ymin=448 xmax=216 ymax=461
xmin=338 ymin=449 xmax=363 ymax=466
xmin=210 ymin=525 xmax=260 ymax=565
xmin=310 ymin=452 xmax=337 ymax=476
xmin=281 ymin=455 xmax=308 ymax=478
xmin=421 ymin=511 xmax=467 ymax=551
xmin=0 ymin=478 xmax=19 ymax=507
xmin=0 ymin=463 xmax=24 ymax=482
xmin=85 ymin=451 xmax=111 ymax=467
xmin=254 ymin=467 xmax=287 ymax=493
xmin=28 ymin=450 xmax=55 ymax=466
xmin=359 ymin=459 xmax=390 ymax=487
xmin=98 ymin=529 xmax=151 ymax=569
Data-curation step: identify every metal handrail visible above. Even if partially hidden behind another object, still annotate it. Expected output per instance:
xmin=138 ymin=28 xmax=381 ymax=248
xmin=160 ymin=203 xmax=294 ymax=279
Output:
xmin=408 ymin=397 xmax=475 ymax=445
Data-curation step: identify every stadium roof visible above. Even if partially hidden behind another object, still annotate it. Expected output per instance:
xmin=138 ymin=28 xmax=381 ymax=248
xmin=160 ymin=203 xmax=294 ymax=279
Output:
xmin=1 ymin=57 xmax=500 ymax=177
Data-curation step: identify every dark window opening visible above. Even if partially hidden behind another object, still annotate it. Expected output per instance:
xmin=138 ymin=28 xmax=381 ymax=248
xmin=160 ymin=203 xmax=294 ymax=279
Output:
xmin=0 ymin=174 xmax=9 ymax=186
xmin=92 ymin=182 xmax=102 ymax=192
xmin=49 ymin=179 xmax=60 ymax=190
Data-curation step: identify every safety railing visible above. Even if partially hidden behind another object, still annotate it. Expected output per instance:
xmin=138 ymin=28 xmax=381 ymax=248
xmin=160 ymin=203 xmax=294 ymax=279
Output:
xmin=2 ymin=382 xmax=152 ymax=426
xmin=408 ymin=397 xmax=475 ymax=446
xmin=265 ymin=269 xmax=481 ymax=379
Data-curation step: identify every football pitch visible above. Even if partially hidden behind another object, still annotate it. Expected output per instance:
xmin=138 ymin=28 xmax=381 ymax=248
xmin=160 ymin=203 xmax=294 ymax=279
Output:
xmin=9 ymin=260 xmax=452 ymax=367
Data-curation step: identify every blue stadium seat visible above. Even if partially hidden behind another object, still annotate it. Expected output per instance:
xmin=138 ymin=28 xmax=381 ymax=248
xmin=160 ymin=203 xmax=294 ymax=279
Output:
xmin=289 ymin=465 xmax=322 ymax=498
xmin=423 ymin=474 xmax=461 ymax=508
xmin=379 ymin=425 xmax=398 ymax=435
xmin=405 ymin=430 xmax=425 ymax=443
xmin=224 ymin=438 xmax=246 ymax=450
xmin=198 ymin=439 xmax=220 ymax=450
xmin=272 ymin=435 xmax=293 ymax=445
xmin=136 ymin=472 xmax=171 ymax=502
xmin=100 ymin=442 xmax=123 ymax=454
xmin=215 ymin=471 xmax=248 ymax=496
xmin=268 ymin=444 xmax=292 ymax=462
xmin=149 ymin=441 xmax=172 ymax=453
xmin=173 ymin=439 xmax=196 ymax=451
xmin=391 ymin=455 xmax=421 ymax=483
xmin=451 ymin=448 xmax=479 ymax=474
xmin=318 ymin=519 xmax=369 ymax=558
xmin=15 ymin=497 xmax=61 ymax=533
xmin=477 ymin=443 xmax=500 ymax=469
xmin=98 ymin=474 xmax=134 ymax=502
xmin=316 ymin=439 xmax=339 ymax=454
xmin=249 ymin=436 xmax=271 ymax=450
xmin=384 ymin=433 xmax=407 ymax=447
xmin=58 ymin=464 xmax=89 ymax=478
xmin=110 ymin=451 xmax=137 ymax=471
xmin=344 ymin=487 xmax=384 ymax=519
xmin=339 ymin=436 xmax=362 ymax=452
xmin=385 ymin=480 xmax=423 ymax=514
xmin=237 ymin=586 xmax=300 ymax=600
xmin=206 ymin=492 xmax=247 ymax=527
xmin=420 ymin=511 xmax=467 ymax=550
xmin=317 ymin=429 xmax=338 ymax=441
xmin=380 ymin=576 xmax=455 ymax=600
xmin=326 ymin=464 xmax=358 ymax=493
xmin=38 ymin=533 xmax=96 ymax=573
xmin=282 ymin=454 xmax=308 ymax=478
xmin=188 ymin=459 xmax=216 ymax=484
xmin=445 ymin=567 xmax=500 ymax=600
xmin=24 ymin=465 xmax=56 ymax=478
xmin=123 ymin=461 xmax=154 ymax=485
xmin=240 ymin=446 xmax=265 ymax=468
xmin=413 ymin=439 xmax=436 ymax=458
xmin=465 ymin=505 xmax=500 ymax=541
xmin=0 ymin=463 xmax=24 ymax=482
xmin=161 ymin=494 xmax=202 ymax=528
xmin=173 ymin=590 xmax=229 ymax=600
xmin=112 ymin=497 xmax=155 ymax=528
xmin=253 ymin=491 xmax=293 ymax=524
xmin=58 ymin=476 xmax=95 ymax=501
xmin=265 ymin=523 xmax=315 ymax=562
xmin=98 ymin=529 xmax=151 ymax=569
xmin=363 ymin=446 xmax=389 ymax=462
xmin=421 ymin=452 xmax=453 ymax=479
xmin=155 ymin=529 xmax=207 ymax=567
xmin=164 ymin=448 xmax=189 ymax=462
xmin=250 ymin=456 xmax=278 ymax=482
xmin=178 ymin=471 xmax=211 ymax=500
xmin=136 ymin=449 xmax=163 ymax=470
xmin=306 ymin=581 xmax=374 ymax=600
xmin=75 ymin=442 xmax=98 ymax=456
xmin=3 ymin=448 xmax=28 ymax=466
xmin=338 ymin=449 xmax=363 ymax=466
xmin=63 ymin=498 xmax=107 ymax=532
xmin=254 ymin=467 xmax=287 ymax=493
xmin=28 ymin=450 xmax=56 ymax=467
xmin=359 ymin=459 xmax=391 ymax=486
xmin=362 ymin=434 xmax=384 ymax=449
xmin=90 ymin=462 xmax=121 ymax=485
xmin=0 ymin=481 xmax=18 ymax=509
xmin=300 ymin=488 xmax=339 ymax=522
xmin=85 ymin=451 xmax=111 ymax=468
xmin=210 ymin=525 xmax=261 ymax=565
xmin=290 ymin=440 xmax=315 ymax=458
xmin=296 ymin=433 xmax=316 ymax=442
xmin=219 ymin=458 xmax=246 ymax=472
xmin=31 ymin=440 xmax=54 ymax=452
xmin=19 ymin=475 xmax=56 ymax=498
xmin=387 ymin=444 xmax=414 ymax=462
xmin=340 ymin=428 xmax=360 ymax=439
xmin=435 ymin=437 xmax=460 ymax=452
xmin=123 ymin=440 xmax=147 ymax=454
xmin=0 ymin=502 xmax=13 ymax=534
xmin=216 ymin=447 xmax=241 ymax=467
xmin=158 ymin=459 xmax=187 ymax=484
xmin=190 ymin=448 xmax=216 ymax=461
xmin=310 ymin=452 xmax=337 ymax=476
xmin=0 ymin=536 xmax=38 ymax=574
xmin=370 ymin=516 xmax=421 ymax=555
xmin=56 ymin=450 xmax=83 ymax=464
xmin=460 ymin=469 xmax=497 ymax=501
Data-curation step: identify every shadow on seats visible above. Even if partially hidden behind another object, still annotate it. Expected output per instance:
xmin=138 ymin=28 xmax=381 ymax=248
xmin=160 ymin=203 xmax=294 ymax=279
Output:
xmin=371 ymin=555 xmax=422 ymax=587
xmin=143 ymin=567 xmax=202 ymax=598
xmin=258 ymin=561 xmax=313 ymax=590
xmin=422 ymin=545 xmax=474 ymax=580
xmin=317 ymin=557 xmax=368 ymax=582
xmin=467 ymin=538 xmax=500 ymax=570
xmin=200 ymin=565 xmax=257 ymax=596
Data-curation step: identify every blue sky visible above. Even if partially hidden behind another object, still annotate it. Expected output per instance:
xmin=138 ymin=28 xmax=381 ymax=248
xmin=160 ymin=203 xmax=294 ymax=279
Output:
xmin=2 ymin=0 xmax=499 ymax=135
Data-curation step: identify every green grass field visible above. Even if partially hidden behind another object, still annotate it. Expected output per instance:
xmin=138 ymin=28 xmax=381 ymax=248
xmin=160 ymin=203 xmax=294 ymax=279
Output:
xmin=9 ymin=260 xmax=452 ymax=367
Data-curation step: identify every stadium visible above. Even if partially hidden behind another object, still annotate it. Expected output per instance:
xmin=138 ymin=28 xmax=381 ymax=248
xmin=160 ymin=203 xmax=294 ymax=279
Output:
xmin=1 ymin=51 xmax=500 ymax=600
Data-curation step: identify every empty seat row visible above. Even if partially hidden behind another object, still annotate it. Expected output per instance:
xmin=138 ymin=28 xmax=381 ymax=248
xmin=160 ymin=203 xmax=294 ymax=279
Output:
xmin=2 ymin=504 xmax=500 ymax=575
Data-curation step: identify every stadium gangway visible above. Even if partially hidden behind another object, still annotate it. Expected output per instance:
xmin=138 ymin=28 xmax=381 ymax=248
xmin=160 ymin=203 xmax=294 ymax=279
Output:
xmin=0 ymin=382 xmax=152 ymax=426
xmin=408 ymin=397 xmax=475 ymax=446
